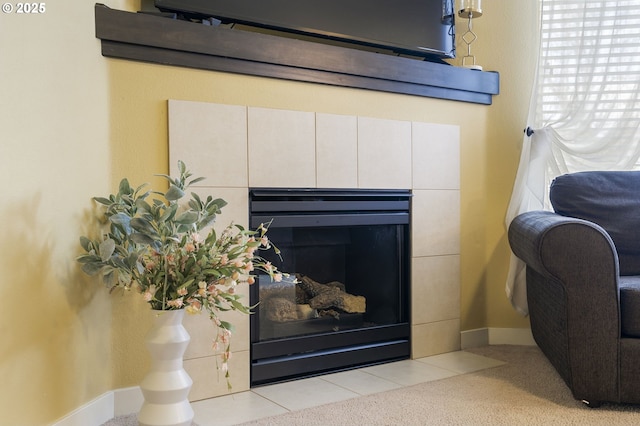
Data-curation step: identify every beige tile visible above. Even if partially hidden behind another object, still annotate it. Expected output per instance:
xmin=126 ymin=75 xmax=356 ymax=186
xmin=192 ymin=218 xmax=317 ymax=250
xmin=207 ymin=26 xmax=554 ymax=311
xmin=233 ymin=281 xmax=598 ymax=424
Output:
xmin=320 ymin=369 xmax=402 ymax=395
xmin=185 ymin=349 xmax=250 ymax=401
xmin=247 ymin=107 xmax=316 ymax=188
xmin=357 ymin=116 xmax=412 ymax=189
xmin=183 ymin=313 xmax=217 ymax=359
xmin=192 ymin=391 xmax=288 ymax=426
xmin=168 ymin=100 xmax=248 ymax=187
xmin=411 ymin=255 xmax=460 ymax=325
xmin=361 ymin=359 xmax=457 ymax=386
xmin=252 ymin=377 xmax=359 ymax=411
xmin=415 ymin=351 xmax=505 ymax=374
xmin=316 ymin=113 xmax=358 ymax=188
xmin=411 ymin=319 xmax=461 ymax=359
xmin=411 ymin=189 xmax=460 ymax=257
xmin=188 ymin=352 xmax=508 ymax=425
xmin=412 ymin=122 xmax=460 ymax=190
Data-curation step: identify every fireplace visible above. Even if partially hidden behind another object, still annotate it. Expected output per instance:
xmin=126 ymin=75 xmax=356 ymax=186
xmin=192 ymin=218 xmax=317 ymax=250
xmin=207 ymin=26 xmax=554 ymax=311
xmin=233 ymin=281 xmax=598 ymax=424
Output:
xmin=169 ymin=100 xmax=461 ymax=399
xmin=248 ymin=188 xmax=411 ymax=386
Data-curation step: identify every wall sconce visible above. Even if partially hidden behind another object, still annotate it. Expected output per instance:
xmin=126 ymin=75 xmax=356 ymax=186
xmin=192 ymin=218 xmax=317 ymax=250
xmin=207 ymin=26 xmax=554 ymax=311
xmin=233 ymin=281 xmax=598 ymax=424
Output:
xmin=458 ymin=0 xmax=483 ymax=70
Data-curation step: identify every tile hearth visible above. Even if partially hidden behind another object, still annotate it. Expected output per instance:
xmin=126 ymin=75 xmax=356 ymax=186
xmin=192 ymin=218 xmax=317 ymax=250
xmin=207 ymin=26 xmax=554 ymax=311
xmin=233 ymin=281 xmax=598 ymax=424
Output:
xmin=191 ymin=350 xmax=505 ymax=425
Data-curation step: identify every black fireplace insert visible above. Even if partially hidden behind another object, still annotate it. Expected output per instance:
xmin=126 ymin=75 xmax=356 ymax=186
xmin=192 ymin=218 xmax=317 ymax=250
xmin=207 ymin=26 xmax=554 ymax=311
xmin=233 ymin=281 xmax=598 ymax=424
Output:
xmin=249 ymin=188 xmax=411 ymax=386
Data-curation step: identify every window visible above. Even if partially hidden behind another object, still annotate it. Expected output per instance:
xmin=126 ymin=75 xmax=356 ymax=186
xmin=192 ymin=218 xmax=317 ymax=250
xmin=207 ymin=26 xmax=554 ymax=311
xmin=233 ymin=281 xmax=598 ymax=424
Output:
xmin=506 ymin=0 xmax=640 ymax=315
xmin=535 ymin=0 xmax=640 ymax=171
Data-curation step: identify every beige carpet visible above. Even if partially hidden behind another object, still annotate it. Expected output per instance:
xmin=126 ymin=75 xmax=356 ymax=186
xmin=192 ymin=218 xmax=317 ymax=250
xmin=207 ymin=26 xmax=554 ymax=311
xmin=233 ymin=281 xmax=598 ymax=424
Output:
xmin=239 ymin=345 xmax=640 ymax=426
xmin=104 ymin=345 xmax=640 ymax=425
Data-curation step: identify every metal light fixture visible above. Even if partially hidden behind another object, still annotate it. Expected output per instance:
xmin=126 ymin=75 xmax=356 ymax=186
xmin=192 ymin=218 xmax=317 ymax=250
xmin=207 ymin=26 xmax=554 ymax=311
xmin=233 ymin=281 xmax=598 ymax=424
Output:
xmin=458 ymin=0 xmax=483 ymax=70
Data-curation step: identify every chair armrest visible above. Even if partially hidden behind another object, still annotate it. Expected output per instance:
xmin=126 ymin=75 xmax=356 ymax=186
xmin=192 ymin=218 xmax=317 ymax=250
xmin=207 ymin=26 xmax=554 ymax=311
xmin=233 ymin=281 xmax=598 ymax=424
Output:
xmin=508 ymin=210 xmax=621 ymax=401
xmin=509 ymin=210 xmax=620 ymax=295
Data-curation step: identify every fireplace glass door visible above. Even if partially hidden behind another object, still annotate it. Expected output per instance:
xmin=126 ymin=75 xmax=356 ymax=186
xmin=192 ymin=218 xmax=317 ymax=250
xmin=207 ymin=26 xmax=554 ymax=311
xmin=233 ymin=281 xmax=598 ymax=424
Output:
xmin=249 ymin=189 xmax=411 ymax=386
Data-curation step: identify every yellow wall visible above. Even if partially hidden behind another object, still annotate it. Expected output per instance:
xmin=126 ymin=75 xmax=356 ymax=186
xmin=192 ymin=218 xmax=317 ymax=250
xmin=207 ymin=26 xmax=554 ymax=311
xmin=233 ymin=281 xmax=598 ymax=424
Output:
xmin=0 ymin=2 xmax=117 ymax=424
xmin=471 ymin=1 xmax=538 ymax=329
xmin=0 ymin=1 xmax=537 ymax=424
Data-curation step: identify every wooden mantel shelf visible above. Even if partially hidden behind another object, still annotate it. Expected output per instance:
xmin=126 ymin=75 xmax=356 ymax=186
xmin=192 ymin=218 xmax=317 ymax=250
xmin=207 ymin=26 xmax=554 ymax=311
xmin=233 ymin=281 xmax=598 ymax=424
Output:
xmin=94 ymin=4 xmax=499 ymax=105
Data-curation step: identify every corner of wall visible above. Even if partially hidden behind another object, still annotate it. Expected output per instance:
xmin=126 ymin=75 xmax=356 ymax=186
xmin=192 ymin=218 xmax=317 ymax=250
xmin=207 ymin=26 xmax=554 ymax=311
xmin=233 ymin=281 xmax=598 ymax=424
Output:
xmin=461 ymin=327 xmax=535 ymax=349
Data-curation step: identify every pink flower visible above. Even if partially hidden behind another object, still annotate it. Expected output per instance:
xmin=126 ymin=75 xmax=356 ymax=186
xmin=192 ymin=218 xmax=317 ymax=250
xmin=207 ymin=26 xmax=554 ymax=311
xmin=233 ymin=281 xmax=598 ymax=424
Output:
xmin=265 ymin=261 xmax=273 ymax=272
xmin=177 ymin=287 xmax=188 ymax=296
xmin=184 ymin=242 xmax=195 ymax=253
xmin=186 ymin=299 xmax=201 ymax=314
xmin=198 ymin=281 xmax=207 ymax=296
xmin=167 ymin=298 xmax=184 ymax=308
xmin=142 ymin=285 xmax=157 ymax=302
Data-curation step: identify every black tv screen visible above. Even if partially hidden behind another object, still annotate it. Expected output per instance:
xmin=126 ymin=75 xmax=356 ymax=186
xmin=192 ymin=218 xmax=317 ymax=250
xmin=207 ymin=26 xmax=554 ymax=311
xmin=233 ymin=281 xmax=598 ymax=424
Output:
xmin=154 ymin=0 xmax=456 ymax=60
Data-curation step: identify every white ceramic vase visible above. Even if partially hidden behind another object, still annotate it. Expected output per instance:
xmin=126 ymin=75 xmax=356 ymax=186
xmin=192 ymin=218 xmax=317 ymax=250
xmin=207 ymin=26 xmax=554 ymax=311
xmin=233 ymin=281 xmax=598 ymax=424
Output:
xmin=138 ymin=309 xmax=194 ymax=426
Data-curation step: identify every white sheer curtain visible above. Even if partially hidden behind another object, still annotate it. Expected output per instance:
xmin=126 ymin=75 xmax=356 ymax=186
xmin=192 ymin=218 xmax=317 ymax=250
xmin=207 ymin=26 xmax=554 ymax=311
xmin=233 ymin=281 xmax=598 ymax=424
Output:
xmin=505 ymin=0 xmax=640 ymax=315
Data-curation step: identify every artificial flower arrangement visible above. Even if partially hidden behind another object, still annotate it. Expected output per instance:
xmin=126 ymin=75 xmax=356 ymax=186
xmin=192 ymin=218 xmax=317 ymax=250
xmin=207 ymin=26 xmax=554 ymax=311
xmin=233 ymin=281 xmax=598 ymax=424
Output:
xmin=77 ymin=161 xmax=283 ymax=384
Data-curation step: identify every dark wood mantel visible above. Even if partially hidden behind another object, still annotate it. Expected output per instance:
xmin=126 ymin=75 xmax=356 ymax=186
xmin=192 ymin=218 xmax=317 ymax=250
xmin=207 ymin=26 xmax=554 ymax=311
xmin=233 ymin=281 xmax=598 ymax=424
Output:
xmin=94 ymin=4 xmax=499 ymax=105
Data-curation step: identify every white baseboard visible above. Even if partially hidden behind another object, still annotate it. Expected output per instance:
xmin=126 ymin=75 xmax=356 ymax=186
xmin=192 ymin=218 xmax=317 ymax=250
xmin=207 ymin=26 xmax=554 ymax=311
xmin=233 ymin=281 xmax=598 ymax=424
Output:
xmin=113 ymin=387 xmax=144 ymax=417
xmin=461 ymin=327 xmax=535 ymax=349
xmin=51 ymin=392 xmax=114 ymax=426
xmin=52 ymin=387 xmax=142 ymax=426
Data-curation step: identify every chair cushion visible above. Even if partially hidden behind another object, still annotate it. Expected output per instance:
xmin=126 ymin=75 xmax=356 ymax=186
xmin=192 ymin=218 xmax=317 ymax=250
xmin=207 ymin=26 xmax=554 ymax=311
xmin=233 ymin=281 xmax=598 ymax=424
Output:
xmin=549 ymin=171 xmax=640 ymax=275
xmin=620 ymin=276 xmax=640 ymax=337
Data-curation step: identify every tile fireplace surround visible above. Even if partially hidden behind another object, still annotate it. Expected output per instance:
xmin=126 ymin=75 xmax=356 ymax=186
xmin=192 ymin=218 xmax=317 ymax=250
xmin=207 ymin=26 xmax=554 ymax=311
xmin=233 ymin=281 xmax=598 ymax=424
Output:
xmin=168 ymin=100 xmax=460 ymax=401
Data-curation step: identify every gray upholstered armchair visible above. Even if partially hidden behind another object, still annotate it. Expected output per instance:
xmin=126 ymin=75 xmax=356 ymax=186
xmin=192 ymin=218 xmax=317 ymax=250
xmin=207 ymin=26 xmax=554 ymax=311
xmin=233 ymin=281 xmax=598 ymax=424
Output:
xmin=508 ymin=171 xmax=640 ymax=407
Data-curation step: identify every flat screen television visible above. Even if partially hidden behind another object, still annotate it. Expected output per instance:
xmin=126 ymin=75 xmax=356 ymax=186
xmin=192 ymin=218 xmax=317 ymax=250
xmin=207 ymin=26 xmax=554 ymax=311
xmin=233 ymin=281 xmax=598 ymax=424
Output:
xmin=154 ymin=0 xmax=456 ymax=61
